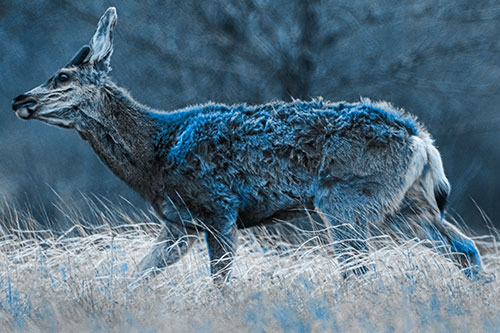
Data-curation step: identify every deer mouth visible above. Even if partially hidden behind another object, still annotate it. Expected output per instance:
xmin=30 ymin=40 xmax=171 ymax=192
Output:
xmin=15 ymin=107 xmax=34 ymax=119
xmin=14 ymin=102 xmax=37 ymax=120
xmin=36 ymin=115 xmax=75 ymax=129
xmin=15 ymin=107 xmax=74 ymax=128
xmin=14 ymin=104 xmax=74 ymax=129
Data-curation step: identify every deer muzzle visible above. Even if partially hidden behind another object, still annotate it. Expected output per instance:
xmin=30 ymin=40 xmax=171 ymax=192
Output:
xmin=12 ymin=94 xmax=38 ymax=119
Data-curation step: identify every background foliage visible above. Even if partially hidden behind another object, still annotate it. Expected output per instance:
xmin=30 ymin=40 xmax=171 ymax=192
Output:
xmin=1 ymin=1 xmax=499 ymax=231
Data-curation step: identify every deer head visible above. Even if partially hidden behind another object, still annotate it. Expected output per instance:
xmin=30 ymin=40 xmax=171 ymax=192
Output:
xmin=12 ymin=7 xmax=118 ymax=130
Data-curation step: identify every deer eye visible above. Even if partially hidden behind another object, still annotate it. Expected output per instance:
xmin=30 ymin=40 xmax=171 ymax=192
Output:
xmin=57 ymin=72 xmax=70 ymax=82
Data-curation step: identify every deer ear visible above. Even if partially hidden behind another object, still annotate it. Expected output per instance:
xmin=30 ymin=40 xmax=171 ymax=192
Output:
xmin=68 ymin=45 xmax=91 ymax=67
xmin=87 ymin=7 xmax=117 ymax=69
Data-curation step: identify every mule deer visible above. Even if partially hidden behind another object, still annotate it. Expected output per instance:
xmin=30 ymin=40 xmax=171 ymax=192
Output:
xmin=12 ymin=8 xmax=481 ymax=283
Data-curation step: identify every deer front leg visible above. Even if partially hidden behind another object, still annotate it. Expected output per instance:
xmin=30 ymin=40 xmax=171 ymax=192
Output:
xmin=330 ymin=222 xmax=370 ymax=278
xmin=134 ymin=223 xmax=196 ymax=281
xmin=205 ymin=218 xmax=238 ymax=286
xmin=314 ymin=188 xmax=379 ymax=278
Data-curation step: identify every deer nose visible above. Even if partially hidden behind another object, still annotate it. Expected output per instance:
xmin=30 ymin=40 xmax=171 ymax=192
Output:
xmin=12 ymin=94 xmax=38 ymax=111
xmin=12 ymin=94 xmax=37 ymax=111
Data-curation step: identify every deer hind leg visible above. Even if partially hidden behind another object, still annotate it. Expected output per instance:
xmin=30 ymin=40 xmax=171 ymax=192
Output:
xmin=385 ymin=209 xmax=482 ymax=277
xmin=426 ymin=218 xmax=481 ymax=277
xmin=387 ymin=164 xmax=482 ymax=277
xmin=134 ymin=223 xmax=197 ymax=281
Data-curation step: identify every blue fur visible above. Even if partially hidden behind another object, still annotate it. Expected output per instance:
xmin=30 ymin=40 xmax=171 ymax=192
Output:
xmin=357 ymin=101 xmax=418 ymax=136
xmin=150 ymin=99 xmax=417 ymax=167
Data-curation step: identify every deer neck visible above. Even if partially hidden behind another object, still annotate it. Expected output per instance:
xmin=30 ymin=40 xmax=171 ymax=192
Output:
xmin=78 ymin=84 xmax=161 ymax=202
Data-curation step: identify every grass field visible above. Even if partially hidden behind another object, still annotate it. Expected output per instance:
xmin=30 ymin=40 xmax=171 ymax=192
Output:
xmin=0 ymin=201 xmax=498 ymax=332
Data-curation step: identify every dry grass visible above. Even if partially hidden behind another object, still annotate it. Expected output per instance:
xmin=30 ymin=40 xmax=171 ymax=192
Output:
xmin=0 ymin=203 xmax=498 ymax=332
